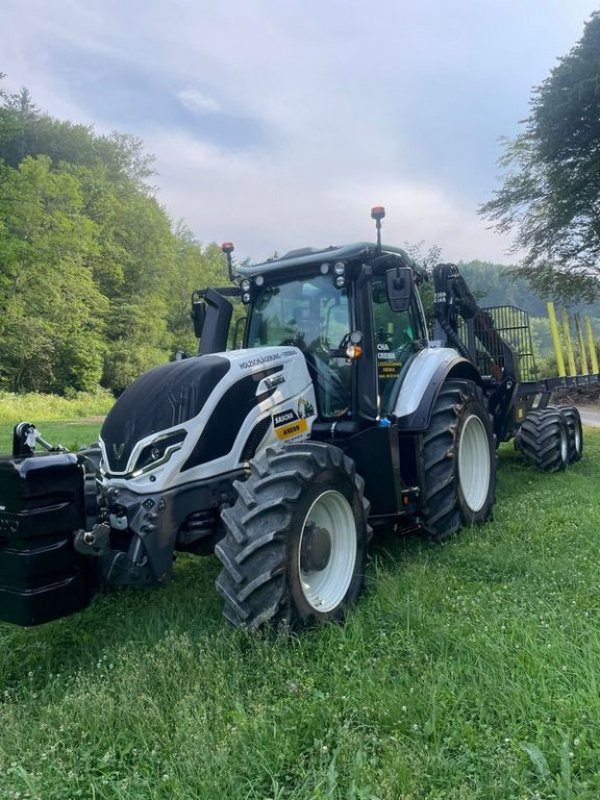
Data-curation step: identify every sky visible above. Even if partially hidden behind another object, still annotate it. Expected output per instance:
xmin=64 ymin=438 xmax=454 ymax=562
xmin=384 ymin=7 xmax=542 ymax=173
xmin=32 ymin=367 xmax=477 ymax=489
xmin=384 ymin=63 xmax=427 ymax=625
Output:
xmin=2 ymin=0 xmax=598 ymax=265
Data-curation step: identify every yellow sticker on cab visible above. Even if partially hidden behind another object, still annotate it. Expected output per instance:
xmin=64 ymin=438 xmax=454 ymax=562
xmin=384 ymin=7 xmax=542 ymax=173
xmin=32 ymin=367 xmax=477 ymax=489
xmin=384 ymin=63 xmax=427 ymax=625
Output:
xmin=273 ymin=408 xmax=309 ymax=440
xmin=274 ymin=418 xmax=308 ymax=440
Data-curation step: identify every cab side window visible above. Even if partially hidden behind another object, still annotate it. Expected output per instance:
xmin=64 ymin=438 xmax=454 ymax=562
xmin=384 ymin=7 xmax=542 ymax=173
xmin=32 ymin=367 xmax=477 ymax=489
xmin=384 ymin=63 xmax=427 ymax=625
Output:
xmin=372 ymin=277 xmax=421 ymax=410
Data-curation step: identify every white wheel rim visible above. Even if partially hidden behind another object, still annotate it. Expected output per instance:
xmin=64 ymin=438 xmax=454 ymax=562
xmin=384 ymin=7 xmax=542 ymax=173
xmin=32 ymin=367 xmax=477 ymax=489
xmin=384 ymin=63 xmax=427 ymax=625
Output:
xmin=560 ymin=426 xmax=569 ymax=463
xmin=458 ymin=415 xmax=491 ymax=513
xmin=298 ymin=490 xmax=357 ymax=613
xmin=573 ymin=423 xmax=581 ymax=455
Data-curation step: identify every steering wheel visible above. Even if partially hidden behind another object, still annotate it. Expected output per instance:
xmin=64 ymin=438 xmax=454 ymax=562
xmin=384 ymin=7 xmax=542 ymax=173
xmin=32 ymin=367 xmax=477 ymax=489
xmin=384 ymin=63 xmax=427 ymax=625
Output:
xmin=280 ymin=338 xmax=306 ymax=350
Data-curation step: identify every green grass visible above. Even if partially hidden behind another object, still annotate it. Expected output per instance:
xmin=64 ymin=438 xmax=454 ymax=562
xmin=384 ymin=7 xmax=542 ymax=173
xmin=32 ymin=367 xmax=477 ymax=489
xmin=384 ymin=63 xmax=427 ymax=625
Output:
xmin=0 ymin=421 xmax=103 ymax=454
xmin=0 ymin=390 xmax=113 ymax=425
xmin=0 ymin=391 xmax=110 ymax=452
xmin=1 ymin=431 xmax=600 ymax=798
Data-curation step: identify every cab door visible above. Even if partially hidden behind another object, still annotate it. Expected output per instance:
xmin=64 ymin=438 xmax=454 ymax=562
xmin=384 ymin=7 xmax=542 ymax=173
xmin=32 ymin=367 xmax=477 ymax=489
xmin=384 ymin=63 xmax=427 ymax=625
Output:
xmin=371 ymin=276 xmax=427 ymax=416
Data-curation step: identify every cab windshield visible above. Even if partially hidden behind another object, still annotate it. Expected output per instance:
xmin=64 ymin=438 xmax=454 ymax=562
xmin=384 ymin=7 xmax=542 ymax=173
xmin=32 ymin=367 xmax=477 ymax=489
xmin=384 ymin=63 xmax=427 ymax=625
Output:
xmin=246 ymin=274 xmax=351 ymax=419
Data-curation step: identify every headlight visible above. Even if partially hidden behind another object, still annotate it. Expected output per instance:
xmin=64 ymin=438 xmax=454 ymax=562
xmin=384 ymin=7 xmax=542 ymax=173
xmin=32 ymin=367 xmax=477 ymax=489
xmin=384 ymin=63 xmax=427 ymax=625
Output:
xmin=240 ymin=279 xmax=251 ymax=293
xmin=133 ymin=430 xmax=187 ymax=474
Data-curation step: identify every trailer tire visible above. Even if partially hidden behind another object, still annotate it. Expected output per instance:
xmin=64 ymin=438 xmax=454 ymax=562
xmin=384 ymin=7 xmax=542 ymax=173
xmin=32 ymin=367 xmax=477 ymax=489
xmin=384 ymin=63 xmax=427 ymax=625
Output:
xmin=215 ymin=442 xmax=370 ymax=631
xmin=420 ymin=380 xmax=496 ymax=541
xmin=515 ymin=407 xmax=569 ymax=471
xmin=560 ymin=406 xmax=583 ymax=463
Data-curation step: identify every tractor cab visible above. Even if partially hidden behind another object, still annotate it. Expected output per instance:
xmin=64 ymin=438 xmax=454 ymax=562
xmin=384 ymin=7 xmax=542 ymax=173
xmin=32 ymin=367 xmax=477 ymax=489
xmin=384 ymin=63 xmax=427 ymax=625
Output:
xmin=195 ymin=209 xmax=429 ymax=428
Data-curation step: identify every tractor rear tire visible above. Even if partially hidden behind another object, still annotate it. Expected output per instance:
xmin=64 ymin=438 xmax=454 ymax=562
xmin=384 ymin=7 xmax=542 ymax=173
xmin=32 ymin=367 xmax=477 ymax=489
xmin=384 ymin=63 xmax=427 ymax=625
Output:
xmin=560 ymin=406 xmax=583 ymax=463
xmin=420 ymin=380 xmax=496 ymax=541
xmin=515 ymin=407 xmax=569 ymax=471
xmin=215 ymin=442 xmax=370 ymax=631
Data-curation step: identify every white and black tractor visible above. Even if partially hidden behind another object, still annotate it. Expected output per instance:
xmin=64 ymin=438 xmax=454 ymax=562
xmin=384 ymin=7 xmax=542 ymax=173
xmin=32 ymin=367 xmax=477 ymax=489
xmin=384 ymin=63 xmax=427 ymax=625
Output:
xmin=0 ymin=208 xmax=585 ymax=630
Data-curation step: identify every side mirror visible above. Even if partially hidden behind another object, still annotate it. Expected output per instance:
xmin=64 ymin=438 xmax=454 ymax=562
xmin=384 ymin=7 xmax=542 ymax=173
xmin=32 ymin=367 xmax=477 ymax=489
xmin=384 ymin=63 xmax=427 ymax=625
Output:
xmin=191 ymin=301 xmax=206 ymax=339
xmin=386 ymin=266 xmax=414 ymax=312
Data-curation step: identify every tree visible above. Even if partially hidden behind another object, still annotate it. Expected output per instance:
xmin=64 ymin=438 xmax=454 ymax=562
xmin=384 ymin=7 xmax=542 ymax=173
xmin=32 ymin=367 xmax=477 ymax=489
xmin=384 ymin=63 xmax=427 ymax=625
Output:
xmin=0 ymin=78 xmax=240 ymax=395
xmin=0 ymin=157 xmax=107 ymax=392
xmin=480 ymin=12 xmax=600 ymax=302
xmin=402 ymin=241 xmax=441 ymax=329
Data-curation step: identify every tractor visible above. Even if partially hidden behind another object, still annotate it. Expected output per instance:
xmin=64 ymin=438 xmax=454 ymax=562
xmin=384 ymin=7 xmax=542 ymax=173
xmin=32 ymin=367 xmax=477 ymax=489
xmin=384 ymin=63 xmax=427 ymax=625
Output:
xmin=0 ymin=208 xmax=587 ymax=630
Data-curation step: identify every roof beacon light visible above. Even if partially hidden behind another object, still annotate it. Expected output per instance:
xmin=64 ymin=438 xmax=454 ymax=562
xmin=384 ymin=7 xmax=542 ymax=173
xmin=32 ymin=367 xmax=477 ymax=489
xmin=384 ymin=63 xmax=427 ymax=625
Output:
xmin=370 ymin=206 xmax=385 ymax=254
xmin=221 ymin=241 xmax=235 ymax=282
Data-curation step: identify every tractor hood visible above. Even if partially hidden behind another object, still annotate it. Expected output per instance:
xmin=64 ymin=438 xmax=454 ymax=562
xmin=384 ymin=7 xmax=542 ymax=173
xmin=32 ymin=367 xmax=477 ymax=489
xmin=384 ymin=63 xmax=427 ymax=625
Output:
xmin=99 ymin=347 xmax=315 ymax=482
xmin=101 ymin=355 xmax=230 ymax=474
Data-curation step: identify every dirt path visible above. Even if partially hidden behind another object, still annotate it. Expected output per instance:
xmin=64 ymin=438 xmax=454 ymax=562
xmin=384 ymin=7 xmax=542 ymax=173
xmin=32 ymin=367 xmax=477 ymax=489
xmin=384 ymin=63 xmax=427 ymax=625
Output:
xmin=576 ymin=404 xmax=600 ymax=428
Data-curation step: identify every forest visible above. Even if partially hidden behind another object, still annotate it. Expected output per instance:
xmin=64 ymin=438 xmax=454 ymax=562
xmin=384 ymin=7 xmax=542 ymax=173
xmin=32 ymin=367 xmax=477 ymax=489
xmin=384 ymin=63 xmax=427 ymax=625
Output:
xmin=0 ymin=82 xmax=230 ymax=395
xmin=1 ymin=81 xmax=598 ymax=396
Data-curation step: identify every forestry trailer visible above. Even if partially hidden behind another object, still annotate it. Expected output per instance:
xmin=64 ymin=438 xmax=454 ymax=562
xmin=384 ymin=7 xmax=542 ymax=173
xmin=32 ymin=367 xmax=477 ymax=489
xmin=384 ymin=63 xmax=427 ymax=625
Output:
xmin=0 ymin=208 xmax=589 ymax=631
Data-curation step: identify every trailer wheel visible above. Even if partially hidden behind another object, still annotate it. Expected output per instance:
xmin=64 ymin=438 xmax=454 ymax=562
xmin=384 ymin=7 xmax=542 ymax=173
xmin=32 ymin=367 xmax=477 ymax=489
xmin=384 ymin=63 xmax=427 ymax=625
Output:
xmin=515 ymin=407 xmax=569 ymax=471
xmin=560 ymin=406 xmax=583 ymax=463
xmin=215 ymin=442 xmax=370 ymax=631
xmin=420 ymin=380 xmax=496 ymax=541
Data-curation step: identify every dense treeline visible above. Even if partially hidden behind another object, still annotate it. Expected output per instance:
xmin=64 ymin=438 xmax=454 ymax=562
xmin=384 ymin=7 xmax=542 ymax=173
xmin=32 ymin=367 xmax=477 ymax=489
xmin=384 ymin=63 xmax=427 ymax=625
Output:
xmin=0 ymin=82 xmax=228 ymax=395
xmin=457 ymin=261 xmax=600 ymax=319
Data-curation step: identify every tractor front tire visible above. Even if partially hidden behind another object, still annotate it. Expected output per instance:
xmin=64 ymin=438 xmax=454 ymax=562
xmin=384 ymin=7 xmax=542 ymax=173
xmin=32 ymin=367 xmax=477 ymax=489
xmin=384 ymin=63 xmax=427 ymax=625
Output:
xmin=215 ymin=442 xmax=370 ymax=631
xmin=516 ymin=407 xmax=569 ymax=472
xmin=420 ymin=380 xmax=496 ymax=541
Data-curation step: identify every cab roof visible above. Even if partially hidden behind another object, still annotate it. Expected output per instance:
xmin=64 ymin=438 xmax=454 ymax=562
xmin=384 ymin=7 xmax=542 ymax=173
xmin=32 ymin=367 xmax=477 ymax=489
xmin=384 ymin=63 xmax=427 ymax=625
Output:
xmin=236 ymin=241 xmax=416 ymax=279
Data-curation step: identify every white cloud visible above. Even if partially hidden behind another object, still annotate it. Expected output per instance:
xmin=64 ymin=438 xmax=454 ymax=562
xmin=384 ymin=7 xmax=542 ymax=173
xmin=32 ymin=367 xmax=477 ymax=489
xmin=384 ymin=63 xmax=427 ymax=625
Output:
xmin=145 ymin=127 xmax=514 ymax=264
xmin=176 ymin=89 xmax=221 ymax=115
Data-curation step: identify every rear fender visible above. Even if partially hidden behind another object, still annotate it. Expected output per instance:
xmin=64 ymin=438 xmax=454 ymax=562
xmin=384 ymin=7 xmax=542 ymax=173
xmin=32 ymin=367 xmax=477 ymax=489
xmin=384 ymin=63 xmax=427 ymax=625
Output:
xmin=392 ymin=348 xmax=482 ymax=432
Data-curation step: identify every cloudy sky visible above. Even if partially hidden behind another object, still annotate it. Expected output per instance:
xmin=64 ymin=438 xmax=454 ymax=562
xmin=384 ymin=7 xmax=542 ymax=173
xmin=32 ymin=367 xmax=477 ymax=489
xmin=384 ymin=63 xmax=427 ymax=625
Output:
xmin=2 ymin=1 xmax=598 ymax=264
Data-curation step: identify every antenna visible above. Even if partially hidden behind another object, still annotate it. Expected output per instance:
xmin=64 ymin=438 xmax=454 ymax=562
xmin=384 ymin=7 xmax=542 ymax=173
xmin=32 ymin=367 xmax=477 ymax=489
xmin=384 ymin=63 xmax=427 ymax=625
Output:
xmin=370 ymin=206 xmax=385 ymax=254
xmin=221 ymin=242 xmax=235 ymax=282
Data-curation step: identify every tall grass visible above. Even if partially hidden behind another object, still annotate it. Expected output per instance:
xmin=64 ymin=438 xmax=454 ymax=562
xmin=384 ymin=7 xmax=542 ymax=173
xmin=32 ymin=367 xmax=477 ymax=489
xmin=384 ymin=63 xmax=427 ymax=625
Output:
xmin=0 ymin=390 xmax=114 ymax=424
xmin=0 ymin=430 xmax=599 ymax=798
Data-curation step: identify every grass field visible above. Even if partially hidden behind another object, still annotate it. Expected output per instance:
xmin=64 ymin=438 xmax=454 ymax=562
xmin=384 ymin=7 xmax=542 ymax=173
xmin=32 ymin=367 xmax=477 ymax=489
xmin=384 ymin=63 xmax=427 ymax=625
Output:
xmin=0 ymin=421 xmax=103 ymax=454
xmin=1 ymin=426 xmax=600 ymax=799
xmin=0 ymin=391 xmax=113 ymax=425
xmin=0 ymin=389 xmax=111 ymax=454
